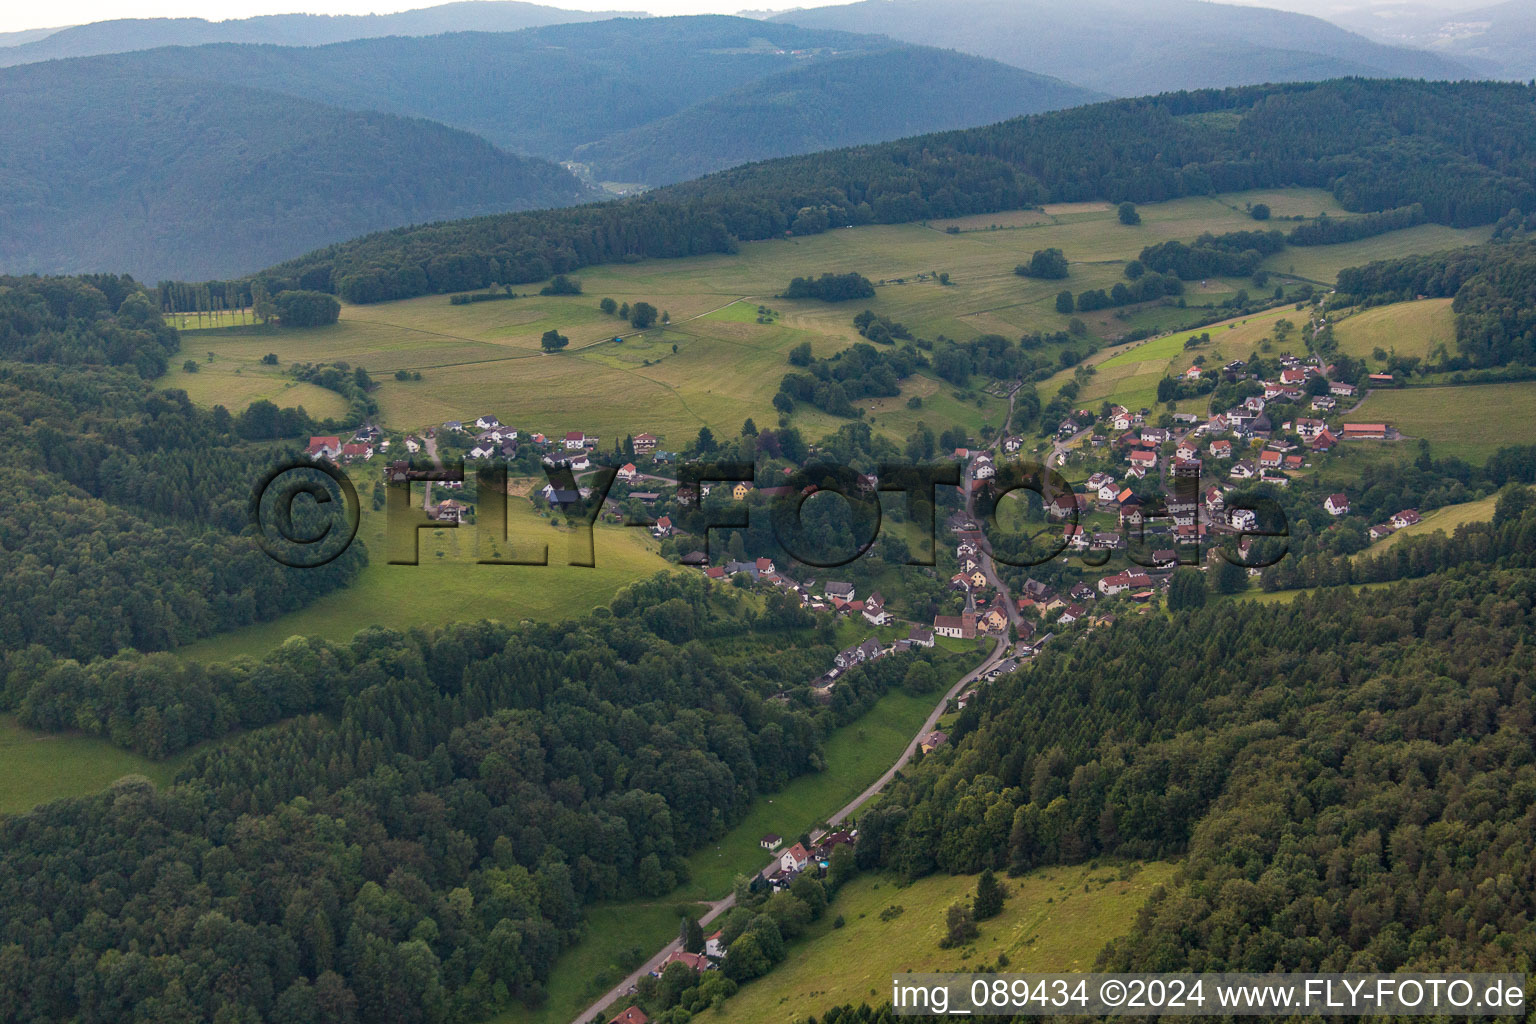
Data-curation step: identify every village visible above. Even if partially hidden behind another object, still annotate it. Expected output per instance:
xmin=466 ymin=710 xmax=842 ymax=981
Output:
xmin=295 ymin=340 xmax=1427 ymax=708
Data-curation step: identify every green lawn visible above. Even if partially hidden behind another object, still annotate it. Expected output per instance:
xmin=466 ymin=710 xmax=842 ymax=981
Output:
xmin=0 ymin=714 xmax=184 ymax=817
xmin=716 ymin=860 xmax=1180 ymax=1024
xmin=1043 ymin=305 xmax=1299 ymax=415
xmin=1351 ymin=381 xmax=1536 ymax=462
xmin=1262 ymin=223 xmax=1492 ymax=284
xmin=525 ymin=676 xmax=974 ymax=1024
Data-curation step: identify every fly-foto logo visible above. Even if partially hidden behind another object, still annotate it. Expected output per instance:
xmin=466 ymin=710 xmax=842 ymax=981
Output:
xmin=251 ymin=457 xmax=1289 ymax=571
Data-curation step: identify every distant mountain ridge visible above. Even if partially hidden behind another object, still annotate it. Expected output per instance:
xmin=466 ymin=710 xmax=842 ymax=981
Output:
xmin=0 ymin=1 xmax=644 ymax=67
xmin=771 ymin=0 xmax=1475 ymax=94
xmin=0 ymin=15 xmax=1100 ymax=278
xmin=572 ymin=47 xmax=1104 ymax=184
xmin=0 ymin=66 xmax=592 ymax=280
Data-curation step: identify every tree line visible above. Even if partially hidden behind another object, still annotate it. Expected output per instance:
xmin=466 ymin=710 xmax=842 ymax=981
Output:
xmin=225 ymin=80 xmax=1535 ymax=306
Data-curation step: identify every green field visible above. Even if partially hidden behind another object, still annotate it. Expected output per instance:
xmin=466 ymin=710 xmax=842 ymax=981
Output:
xmin=1357 ymin=494 xmax=1500 ymax=558
xmin=178 ymin=479 xmax=678 ymax=661
xmin=1262 ymin=223 xmax=1492 ymax=284
xmin=159 ymin=362 xmax=352 ymax=419
xmin=680 ymin=686 xmax=943 ymax=900
xmin=1045 ymin=304 xmax=1299 ymax=415
xmin=0 ymin=714 xmax=183 ymax=817
xmin=718 ymin=860 xmax=1180 ymax=1023
xmin=1331 ymin=299 xmax=1457 ymax=366
xmin=1352 ymin=381 xmax=1536 ymax=462
xmin=519 ymin=901 xmax=710 ymax=1024
xmin=158 ymin=190 xmax=1487 ymax=450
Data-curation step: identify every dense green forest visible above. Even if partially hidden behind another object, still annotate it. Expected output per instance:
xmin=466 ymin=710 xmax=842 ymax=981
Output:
xmin=0 ymin=276 xmax=362 ymax=660
xmin=0 ymin=69 xmax=589 ymax=279
xmin=255 ymin=79 xmax=1536 ymax=305
xmin=0 ymin=574 xmax=962 ymax=1023
xmin=847 ymin=507 xmax=1536 ymax=979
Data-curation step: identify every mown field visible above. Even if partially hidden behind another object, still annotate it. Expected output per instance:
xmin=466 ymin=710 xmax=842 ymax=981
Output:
xmin=522 ymin=900 xmax=710 ymax=1024
xmin=717 ymin=859 xmax=1180 ymax=1024
xmin=1351 ymin=381 xmax=1536 ymax=462
xmin=0 ymin=714 xmax=184 ymax=817
xmin=160 ymin=190 xmax=1487 ymax=450
xmin=679 ymin=684 xmax=950 ymax=901
xmin=1331 ymin=298 xmax=1456 ymax=366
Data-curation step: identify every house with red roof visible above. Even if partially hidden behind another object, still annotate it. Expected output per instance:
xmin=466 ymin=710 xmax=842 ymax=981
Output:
xmin=306 ymin=436 xmax=341 ymax=460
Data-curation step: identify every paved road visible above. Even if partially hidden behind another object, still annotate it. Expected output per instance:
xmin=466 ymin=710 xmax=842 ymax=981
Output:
xmin=565 ymin=632 xmax=1007 ymax=1024
xmin=825 ymin=633 xmax=1007 ymax=829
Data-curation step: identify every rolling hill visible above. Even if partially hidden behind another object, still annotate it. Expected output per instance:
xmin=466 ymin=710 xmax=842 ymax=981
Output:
xmin=0 ymin=1 xmax=643 ymax=67
xmin=571 ymin=47 xmax=1103 ymax=185
xmin=771 ymin=0 xmax=1473 ymax=95
xmin=0 ymin=68 xmax=591 ymax=280
xmin=29 ymin=18 xmax=985 ymax=161
xmin=0 ymin=16 xmax=1103 ymax=277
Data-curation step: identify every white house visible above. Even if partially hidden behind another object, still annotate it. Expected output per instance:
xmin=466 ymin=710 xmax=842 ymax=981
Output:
xmin=863 ymin=591 xmax=891 ymax=626
xmin=563 ymin=431 xmax=587 ymax=450
xmin=1325 ymin=493 xmax=1350 ymax=516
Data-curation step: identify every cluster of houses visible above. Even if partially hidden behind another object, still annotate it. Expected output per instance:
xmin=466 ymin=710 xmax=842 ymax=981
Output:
xmin=305 ymin=424 xmax=389 ymax=464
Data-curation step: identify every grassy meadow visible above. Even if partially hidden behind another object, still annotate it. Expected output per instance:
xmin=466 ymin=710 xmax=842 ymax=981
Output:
xmin=1351 ymin=381 xmax=1536 ymax=462
xmin=177 ymin=475 xmax=678 ymax=661
xmin=716 ymin=860 xmax=1180 ymax=1024
xmin=521 ymin=900 xmax=710 ymax=1024
xmin=1331 ymin=298 xmax=1457 ymax=366
xmin=679 ymin=686 xmax=945 ymax=900
xmin=1356 ymin=494 xmax=1500 ymax=557
xmin=1050 ymin=304 xmax=1302 ymax=415
xmin=158 ymin=190 xmax=1487 ymax=451
xmin=0 ymin=714 xmax=184 ymax=817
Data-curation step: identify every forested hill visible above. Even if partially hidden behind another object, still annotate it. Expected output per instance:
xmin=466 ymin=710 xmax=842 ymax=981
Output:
xmin=0 ymin=68 xmax=590 ymax=281
xmin=773 ymin=0 xmax=1473 ymax=95
xmin=256 ymin=78 xmax=1536 ymax=305
xmin=0 ymin=274 xmax=365 ymax=660
xmin=849 ymin=509 xmax=1536 ymax=977
xmin=8 ymin=18 xmax=1093 ymax=169
xmin=571 ymin=47 xmax=1102 ymax=186
xmin=0 ymin=1 xmax=642 ymax=67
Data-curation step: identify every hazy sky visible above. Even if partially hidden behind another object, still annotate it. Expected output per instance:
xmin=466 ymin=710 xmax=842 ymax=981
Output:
xmin=0 ymin=0 xmax=1491 ymax=38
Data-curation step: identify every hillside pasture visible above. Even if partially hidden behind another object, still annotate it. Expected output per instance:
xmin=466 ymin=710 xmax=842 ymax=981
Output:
xmin=164 ymin=192 xmax=1490 ymax=447
xmin=177 ymin=483 xmax=677 ymax=662
xmin=717 ymin=860 xmax=1179 ymax=1024
xmin=1331 ymin=298 xmax=1457 ymax=365
xmin=1356 ymin=494 xmax=1500 ymax=558
xmin=1351 ymin=381 xmax=1536 ymax=463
